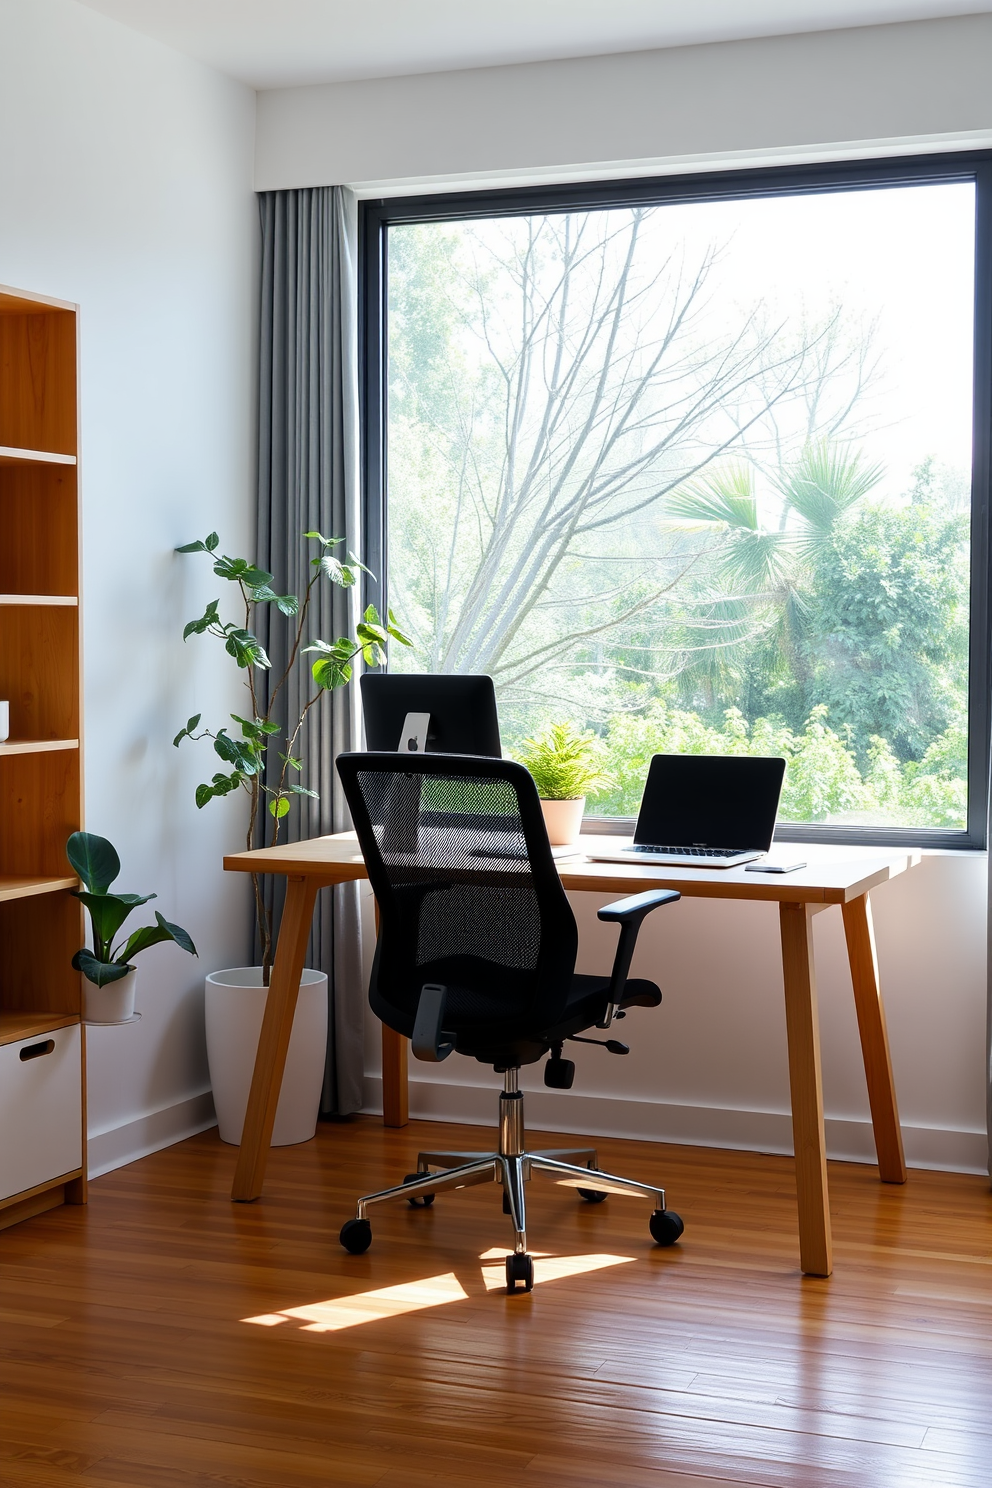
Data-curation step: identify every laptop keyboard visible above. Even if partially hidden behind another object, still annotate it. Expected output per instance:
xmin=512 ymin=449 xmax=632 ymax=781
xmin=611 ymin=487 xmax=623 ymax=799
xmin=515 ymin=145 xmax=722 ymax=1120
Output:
xmin=632 ymin=845 xmax=745 ymax=857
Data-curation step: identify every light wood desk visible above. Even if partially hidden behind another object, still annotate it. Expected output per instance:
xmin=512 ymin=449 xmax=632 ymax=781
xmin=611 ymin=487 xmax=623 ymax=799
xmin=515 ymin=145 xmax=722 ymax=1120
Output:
xmin=223 ymin=834 xmax=920 ymax=1277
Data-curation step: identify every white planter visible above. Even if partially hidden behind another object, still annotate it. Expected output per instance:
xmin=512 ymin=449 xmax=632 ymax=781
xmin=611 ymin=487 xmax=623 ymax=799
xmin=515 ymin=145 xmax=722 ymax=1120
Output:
xmin=205 ymin=967 xmax=328 ymax=1146
xmin=84 ymin=967 xmax=137 ymax=1024
xmin=540 ymin=796 xmax=586 ymax=846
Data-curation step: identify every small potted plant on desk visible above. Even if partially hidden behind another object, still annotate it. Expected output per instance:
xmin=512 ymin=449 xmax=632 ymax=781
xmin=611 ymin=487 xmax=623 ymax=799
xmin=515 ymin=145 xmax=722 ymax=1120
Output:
xmin=68 ymin=831 xmax=197 ymax=1024
xmin=517 ymin=722 xmax=611 ymax=846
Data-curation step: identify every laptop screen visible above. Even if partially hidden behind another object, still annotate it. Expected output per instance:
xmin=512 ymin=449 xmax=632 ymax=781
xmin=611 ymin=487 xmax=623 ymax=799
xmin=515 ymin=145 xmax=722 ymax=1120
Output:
xmin=633 ymin=754 xmax=786 ymax=850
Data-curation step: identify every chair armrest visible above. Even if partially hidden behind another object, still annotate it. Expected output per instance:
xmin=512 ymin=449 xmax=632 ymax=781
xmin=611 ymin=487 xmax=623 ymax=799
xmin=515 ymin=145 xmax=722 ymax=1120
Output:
xmin=597 ymin=889 xmax=680 ymax=1028
xmin=597 ymin=888 xmax=681 ymax=925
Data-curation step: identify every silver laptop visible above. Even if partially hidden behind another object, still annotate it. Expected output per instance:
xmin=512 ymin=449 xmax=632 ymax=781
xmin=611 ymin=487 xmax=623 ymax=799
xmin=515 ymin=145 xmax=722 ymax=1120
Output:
xmin=586 ymin=754 xmax=786 ymax=869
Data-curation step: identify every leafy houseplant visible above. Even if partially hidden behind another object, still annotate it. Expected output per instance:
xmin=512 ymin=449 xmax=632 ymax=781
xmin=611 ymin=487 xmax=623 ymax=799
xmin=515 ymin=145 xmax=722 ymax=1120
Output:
xmin=68 ymin=832 xmax=197 ymax=1022
xmin=517 ymin=723 xmax=612 ymax=846
xmin=174 ymin=531 xmax=409 ymax=980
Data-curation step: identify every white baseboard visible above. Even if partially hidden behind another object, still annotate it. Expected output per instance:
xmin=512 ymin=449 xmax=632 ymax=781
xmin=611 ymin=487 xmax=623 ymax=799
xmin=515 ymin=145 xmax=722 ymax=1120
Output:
xmin=87 ymin=1090 xmax=217 ymax=1179
xmin=362 ymin=1075 xmax=989 ymax=1176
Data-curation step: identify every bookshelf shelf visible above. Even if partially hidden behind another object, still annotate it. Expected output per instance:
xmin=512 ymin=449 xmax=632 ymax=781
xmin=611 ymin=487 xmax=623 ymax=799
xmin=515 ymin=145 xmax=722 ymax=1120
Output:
xmin=0 ymin=446 xmax=76 ymax=468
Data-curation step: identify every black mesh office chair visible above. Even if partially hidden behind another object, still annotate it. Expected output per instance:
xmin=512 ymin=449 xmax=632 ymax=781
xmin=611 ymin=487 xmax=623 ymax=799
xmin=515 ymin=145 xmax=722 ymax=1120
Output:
xmin=335 ymin=752 xmax=684 ymax=1293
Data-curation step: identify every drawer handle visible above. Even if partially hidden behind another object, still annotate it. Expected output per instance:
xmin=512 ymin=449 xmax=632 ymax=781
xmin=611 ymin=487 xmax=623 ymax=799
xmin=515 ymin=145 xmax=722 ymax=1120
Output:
xmin=20 ymin=1039 xmax=55 ymax=1061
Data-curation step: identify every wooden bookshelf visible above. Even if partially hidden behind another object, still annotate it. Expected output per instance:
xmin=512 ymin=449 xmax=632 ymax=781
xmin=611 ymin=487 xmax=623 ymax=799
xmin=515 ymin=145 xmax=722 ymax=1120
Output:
xmin=0 ymin=283 xmax=85 ymax=1228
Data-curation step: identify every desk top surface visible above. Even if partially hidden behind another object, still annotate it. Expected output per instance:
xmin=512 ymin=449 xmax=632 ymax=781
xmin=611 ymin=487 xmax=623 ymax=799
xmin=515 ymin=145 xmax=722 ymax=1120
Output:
xmin=224 ymin=832 xmax=921 ymax=904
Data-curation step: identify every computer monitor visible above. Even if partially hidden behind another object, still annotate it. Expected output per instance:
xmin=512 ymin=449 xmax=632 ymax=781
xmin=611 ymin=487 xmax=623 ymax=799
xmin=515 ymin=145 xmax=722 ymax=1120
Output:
xmin=360 ymin=673 xmax=502 ymax=757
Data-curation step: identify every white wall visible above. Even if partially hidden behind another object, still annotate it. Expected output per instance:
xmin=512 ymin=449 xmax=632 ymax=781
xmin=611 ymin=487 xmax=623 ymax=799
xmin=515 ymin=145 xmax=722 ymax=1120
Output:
xmin=0 ymin=0 xmax=257 ymax=1174
xmin=256 ymin=13 xmax=992 ymax=193
xmin=256 ymin=15 xmax=992 ymax=1172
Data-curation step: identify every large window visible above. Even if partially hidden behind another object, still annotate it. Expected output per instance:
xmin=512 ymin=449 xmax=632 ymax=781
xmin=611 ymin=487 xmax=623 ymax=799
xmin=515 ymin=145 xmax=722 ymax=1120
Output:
xmin=362 ymin=158 xmax=992 ymax=847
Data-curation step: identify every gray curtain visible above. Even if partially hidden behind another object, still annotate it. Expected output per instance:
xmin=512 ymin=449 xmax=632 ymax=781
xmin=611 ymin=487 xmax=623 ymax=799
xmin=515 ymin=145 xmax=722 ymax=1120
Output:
xmin=255 ymin=185 xmax=365 ymax=1115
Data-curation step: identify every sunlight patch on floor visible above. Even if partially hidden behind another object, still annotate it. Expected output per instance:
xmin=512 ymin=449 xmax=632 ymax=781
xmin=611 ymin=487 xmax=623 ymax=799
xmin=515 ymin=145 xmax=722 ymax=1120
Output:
xmin=243 ymin=1272 xmax=469 ymax=1332
xmin=242 ymin=1251 xmax=637 ymax=1332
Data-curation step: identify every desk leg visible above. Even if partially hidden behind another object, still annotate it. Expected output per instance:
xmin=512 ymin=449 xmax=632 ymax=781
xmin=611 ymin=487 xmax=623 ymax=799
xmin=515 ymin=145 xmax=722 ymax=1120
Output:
xmin=231 ymin=875 xmax=319 ymax=1202
xmin=371 ymin=900 xmax=408 ymax=1128
xmin=382 ymin=1025 xmax=409 ymax=1127
xmin=779 ymin=901 xmax=832 ymax=1278
xmin=842 ymin=894 xmax=906 ymax=1184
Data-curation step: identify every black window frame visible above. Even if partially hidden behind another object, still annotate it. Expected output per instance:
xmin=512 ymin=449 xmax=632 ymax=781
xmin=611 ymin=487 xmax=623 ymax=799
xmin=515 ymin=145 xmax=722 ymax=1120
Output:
xmin=361 ymin=151 xmax=992 ymax=851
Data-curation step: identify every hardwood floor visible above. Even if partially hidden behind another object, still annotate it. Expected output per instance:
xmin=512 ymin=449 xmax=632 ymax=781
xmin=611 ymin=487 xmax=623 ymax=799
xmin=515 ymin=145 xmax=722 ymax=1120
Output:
xmin=1 ymin=1117 xmax=991 ymax=1488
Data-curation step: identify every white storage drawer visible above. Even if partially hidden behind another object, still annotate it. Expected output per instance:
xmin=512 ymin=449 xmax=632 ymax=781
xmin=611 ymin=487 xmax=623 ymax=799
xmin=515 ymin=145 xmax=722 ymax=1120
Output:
xmin=0 ymin=1024 xmax=82 ymax=1201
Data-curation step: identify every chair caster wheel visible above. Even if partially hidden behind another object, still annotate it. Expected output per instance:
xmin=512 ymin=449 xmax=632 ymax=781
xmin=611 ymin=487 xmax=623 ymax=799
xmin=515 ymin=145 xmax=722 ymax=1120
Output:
xmin=340 ymin=1218 xmax=372 ymax=1254
xmin=577 ymin=1186 xmax=608 ymax=1203
xmin=403 ymin=1173 xmax=435 ymax=1206
xmin=649 ymin=1209 xmax=684 ymax=1247
xmin=506 ymin=1252 xmax=534 ymax=1293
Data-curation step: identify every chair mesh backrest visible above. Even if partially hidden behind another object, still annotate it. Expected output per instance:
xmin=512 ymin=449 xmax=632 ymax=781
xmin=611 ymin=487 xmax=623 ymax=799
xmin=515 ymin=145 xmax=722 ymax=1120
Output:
xmin=337 ymin=754 xmax=578 ymax=1033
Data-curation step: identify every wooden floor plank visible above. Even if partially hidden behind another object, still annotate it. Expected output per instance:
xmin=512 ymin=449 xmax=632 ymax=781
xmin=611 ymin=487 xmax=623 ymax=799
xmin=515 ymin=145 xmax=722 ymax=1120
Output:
xmin=2 ymin=1117 xmax=992 ymax=1488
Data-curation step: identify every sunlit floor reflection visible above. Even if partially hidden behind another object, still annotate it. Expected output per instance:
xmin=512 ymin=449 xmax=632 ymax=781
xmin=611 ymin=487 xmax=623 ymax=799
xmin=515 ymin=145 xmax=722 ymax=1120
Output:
xmin=242 ymin=1251 xmax=635 ymax=1332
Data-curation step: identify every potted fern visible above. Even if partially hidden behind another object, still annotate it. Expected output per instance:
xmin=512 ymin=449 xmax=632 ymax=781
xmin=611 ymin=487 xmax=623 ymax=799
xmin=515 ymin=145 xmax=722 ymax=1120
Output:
xmin=517 ymin=723 xmax=612 ymax=845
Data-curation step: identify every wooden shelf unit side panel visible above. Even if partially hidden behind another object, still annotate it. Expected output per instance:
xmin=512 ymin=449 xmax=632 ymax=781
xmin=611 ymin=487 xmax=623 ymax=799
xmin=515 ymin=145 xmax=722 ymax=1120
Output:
xmin=0 ymin=606 xmax=79 ymax=740
xmin=0 ymin=466 xmax=78 ymax=595
xmin=0 ymin=752 xmax=80 ymax=880
xmin=0 ymin=893 xmax=83 ymax=1017
xmin=0 ymin=307 xmax=77 ymax=457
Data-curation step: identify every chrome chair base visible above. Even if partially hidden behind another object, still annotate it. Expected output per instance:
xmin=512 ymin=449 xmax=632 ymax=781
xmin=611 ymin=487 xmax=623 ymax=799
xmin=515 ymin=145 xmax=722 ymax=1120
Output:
xmin=352 ymin=1070 xmax=667 ymax=1263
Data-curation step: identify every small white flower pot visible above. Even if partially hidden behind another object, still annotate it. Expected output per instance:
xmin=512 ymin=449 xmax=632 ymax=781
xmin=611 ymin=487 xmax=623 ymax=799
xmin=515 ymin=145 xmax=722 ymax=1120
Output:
xmin=205 ymin=967 xmax=328 ymax=1146
xmin=540 ymin=796 xmax=586 ymax=846
xmin=83 ymin=967 xmax=137 ymax=1024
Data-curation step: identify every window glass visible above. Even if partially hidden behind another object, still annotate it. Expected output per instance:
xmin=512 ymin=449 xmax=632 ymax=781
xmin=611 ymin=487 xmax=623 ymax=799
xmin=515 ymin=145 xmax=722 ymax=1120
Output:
xmin=386 ymin=183 xmax=975 ymax=829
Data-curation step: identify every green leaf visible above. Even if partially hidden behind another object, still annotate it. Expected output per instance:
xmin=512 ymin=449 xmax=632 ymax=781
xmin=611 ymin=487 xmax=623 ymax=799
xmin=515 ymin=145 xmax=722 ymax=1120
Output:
xmin=173 ymin=711 xmax=202 ymax=748
xmin=269 ymin=796 xmax=291 ymax=819
xmin=205 ymin=532 xmax=219 ymax=551
xmin=195 ymin=772 xmax=241 ymax=809
xmin=275 ymin=593 xmax=299 ymax=616
xmin=357 ymin=621 xmax=389 ymax=646
xmin=175 ymin=538 xmax=208 ymax=554
xmin=303 ymin=636 xmax=354 ymax=662
xmin=115 ymin=911 xmax=196 ymax=964
xmin=66 ymin=832 xmax=120 ymax=894
xmin=213 ymin=729 xmax=262 ymax=774
xmin=223 ymin=628 xmax=271 ymax=669
xmin=288 ymin=784 xmax=319 ymax=799
xmin=320 ymin=555 xmax=356 ymax=587
xmin=312 ymin=657 xmax=352 ymax=690
xmin=73 ymin=890 xmax=152 ymax=949
xmin=387 ymin=611 xmax=413 ymax=646
xmin=72 ymin=949 xmax=132 ymax=986
xmin=183 ymin=600 xmax=220 ymax=641
xmin=259 ymin=719 xmax=281 ymax=735
xmin=304 ymin=530 xmax=342 ymax=548
xmin=279 ymin=753 xmax=303 ymax=771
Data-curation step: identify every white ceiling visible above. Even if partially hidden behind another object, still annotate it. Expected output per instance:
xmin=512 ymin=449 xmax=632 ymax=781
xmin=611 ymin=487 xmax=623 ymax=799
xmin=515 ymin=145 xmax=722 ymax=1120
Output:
xmin=77 ymin=1 xmax=992 ymax=90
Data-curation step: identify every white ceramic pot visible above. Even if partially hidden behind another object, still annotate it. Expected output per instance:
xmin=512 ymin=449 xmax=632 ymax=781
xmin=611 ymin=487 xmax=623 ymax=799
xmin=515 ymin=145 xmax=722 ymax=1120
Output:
xmin=83 ymin=967 xmax=137 ymax=1024
xmin=540 ymin=796 xmax=586 ymax=846
xmin=204 ymin=967 xmax=328 ymax=1146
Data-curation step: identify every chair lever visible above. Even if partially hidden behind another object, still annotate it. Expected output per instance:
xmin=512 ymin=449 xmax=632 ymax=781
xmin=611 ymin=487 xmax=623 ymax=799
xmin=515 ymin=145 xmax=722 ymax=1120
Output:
xmin=412 ymin=983 xmax=455 ymax=1062
xmin=568 ymin=1034 xmax=630 ymax=1055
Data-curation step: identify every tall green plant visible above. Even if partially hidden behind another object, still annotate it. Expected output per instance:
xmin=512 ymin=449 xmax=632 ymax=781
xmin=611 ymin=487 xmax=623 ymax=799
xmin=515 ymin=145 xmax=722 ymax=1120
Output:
xmin=175 ymin=531 xmax=410 ymax=978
